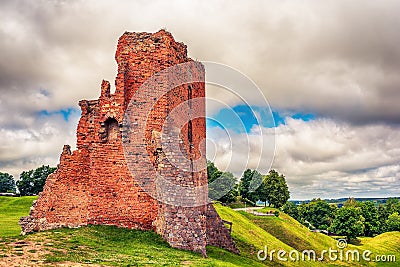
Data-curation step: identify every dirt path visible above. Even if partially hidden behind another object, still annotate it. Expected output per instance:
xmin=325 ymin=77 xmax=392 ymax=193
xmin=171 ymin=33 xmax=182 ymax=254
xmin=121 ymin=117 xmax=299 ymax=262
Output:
xmin=0 ymin=240 xmax=49 ymax=266
xmin=0 ymin=240 xmax=105 ymax=267
xmin=232 ymin=206 xmax=264 ymax=211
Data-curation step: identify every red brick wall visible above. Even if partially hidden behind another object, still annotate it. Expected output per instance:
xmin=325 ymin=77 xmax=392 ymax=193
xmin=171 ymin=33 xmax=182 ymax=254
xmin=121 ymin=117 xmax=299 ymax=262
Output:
xmin=20 ymin=30 xmax=238 ymax=256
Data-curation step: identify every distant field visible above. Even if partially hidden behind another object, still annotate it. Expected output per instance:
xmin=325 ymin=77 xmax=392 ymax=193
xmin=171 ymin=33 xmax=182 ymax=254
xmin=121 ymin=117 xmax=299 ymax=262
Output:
xmin=0 ymin=197 xmax=399 ymax=266
xmin=0 ymin=196 xmax=37 ymax=237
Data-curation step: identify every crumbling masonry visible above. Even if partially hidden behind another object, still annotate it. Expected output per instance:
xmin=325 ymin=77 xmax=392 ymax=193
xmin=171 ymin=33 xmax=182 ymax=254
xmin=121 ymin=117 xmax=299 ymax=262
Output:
xmin=20 ymin=30 xmax=238 ymax=256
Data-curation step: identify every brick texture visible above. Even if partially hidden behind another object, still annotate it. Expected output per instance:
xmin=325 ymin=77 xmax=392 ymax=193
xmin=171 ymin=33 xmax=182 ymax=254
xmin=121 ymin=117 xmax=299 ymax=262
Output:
xmin=20 ymin=30 xmax=238 ymax=256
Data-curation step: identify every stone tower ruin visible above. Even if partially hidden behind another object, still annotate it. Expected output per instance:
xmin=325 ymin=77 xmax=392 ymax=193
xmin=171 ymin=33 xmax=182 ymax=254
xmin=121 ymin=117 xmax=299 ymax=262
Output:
xmin=20 ymin=30 xmax=238 ymax=256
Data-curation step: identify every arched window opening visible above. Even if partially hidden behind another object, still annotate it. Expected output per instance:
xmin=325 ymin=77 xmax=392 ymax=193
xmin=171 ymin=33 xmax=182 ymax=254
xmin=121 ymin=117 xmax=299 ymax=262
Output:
xmin=102 ymin=118 xmax=119 ymax=142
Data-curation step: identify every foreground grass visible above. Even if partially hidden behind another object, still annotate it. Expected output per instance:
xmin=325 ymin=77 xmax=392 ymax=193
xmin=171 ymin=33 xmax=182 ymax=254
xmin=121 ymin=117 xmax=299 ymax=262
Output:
xmin=0 ymin=225 xmax=267 ymax=266
xmin=0 ymin=197 xmax=264 ymax=266
xmin=1 ymin=197 xmax=399 ymax=266
xmin=0 ymin=196 xmax=37 ymax=237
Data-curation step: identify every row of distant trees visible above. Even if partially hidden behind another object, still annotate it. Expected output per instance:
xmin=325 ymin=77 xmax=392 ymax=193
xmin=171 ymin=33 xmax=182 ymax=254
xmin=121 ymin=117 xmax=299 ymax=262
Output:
xmin=0 ymin=165 xmax=56 ymax=195
xmin=282 ymin=197 xmax=400 ymax=240
xmin=207 ymin=161 xmax=290 ymax=208
xmin=207 ymin=161 xmax=400 ymax=240
xmin=4 ymin=161 xmax=288 ymax=203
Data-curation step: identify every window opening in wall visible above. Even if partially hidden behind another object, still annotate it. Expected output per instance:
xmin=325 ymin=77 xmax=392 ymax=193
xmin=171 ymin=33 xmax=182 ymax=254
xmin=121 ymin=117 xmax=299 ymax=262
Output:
xmin=103 ymin=118 xmax=119 ymax=142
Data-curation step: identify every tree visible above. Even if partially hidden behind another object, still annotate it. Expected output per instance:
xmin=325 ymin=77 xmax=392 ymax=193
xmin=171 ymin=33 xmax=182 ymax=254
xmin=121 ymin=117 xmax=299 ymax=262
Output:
xmin=329 ymin=204 xmax=339 ymax=220
xmin=255 ymin=175 xmax=268 ymax=206
xmin=282 ymin=201 xmax=300 ymax=220
xmin=207 ymin=161 xmax=238 ymax=204
xmin=386 ymin=212 xmax=400 ymax=232
xmin=207 ymin=160 xmax=219 ymax=181
xmin=377 ymin=204 xmax=389 ymax=233
xmin=376 ymin=199 xmax=400 ymax=233
xmin=298 ymin=199 xmax=336 ymax=230
xmin=17 ymin=165 xmax=56 ymax=196
xmin=0 ymin=172 xmax=16 ymax=193
xmin=239 ymin=169 xmax=263 ymax=204
xmin=386 ymin=198 xmax=400 ymax=215
xmin=329 ymin=207 xmax=365 ymax=241
xmin=264 ymin=170 xmax=289 ymax=208
xmin=219 ymin=182 xmax=239 ymax=204
xmin=344 ymin=197 xmax=359 ymax=208
xmin=359 ymin=201 xmax=380 ymax=236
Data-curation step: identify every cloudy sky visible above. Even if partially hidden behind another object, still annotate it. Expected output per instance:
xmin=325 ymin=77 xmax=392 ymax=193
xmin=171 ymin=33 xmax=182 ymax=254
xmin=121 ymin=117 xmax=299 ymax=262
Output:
xmin=1 ymin=0 xmax=400 ymax=200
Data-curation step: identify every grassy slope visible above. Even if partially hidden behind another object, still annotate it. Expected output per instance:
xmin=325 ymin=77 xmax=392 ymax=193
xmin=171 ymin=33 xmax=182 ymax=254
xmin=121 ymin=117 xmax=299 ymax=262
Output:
xmin=0 ymin=196 xmax=37 ymax=237
xmin=1 ymin=197 xmax=399 ymax=266
xmin=357 ymin=232 xmax=400 ymax=266
xmin=254 ymin=207 xmax=337 ymax=253
xmin=216 ymin=204 xmax=400 ymax=267
xmin=215 ymin=204 xmax=297 ymax=266
xmin=361 ymin=231 xmax=400 ymax=254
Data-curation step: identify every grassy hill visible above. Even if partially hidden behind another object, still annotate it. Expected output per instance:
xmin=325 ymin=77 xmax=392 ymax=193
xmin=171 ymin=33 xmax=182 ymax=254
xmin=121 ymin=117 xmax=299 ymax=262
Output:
xmin=215 ymin=205 xmax=400 ymax=266
xmin=358 ymin=232 xmax=400 ymax=262
xmin=242 ymin=207 xmax=337 ymax=253
xmin=215 ymin=205 xmax=359 ymax=266
xmin=1 ymin=197 xmax=399 ymax=266
xmin=0 ymin=196 xmax=37 ymax=237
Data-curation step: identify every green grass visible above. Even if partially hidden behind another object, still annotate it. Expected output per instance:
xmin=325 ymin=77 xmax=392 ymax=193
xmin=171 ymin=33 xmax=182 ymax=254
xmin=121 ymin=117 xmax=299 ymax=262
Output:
xmin=0 ymin=225 xmax=266 ymax=266
xmin=0 ymin=197 xmax=264 ymax=266
xmin=0 ymin=197 xmax=399 ymax=266
xmin=215 ymin=204 xmax=338 ymax=266
xmin=215 ymin=204 xmax=400 ymax=266
xmin=226 ymin=201 xmax=246 ymax=209
xmin=357 ymin=232 xmax=400 ymax=266
xmin=0 ymin=196 xmax=37 ymax=237
xmin=251 ymin=207 xmax=337 ymax=253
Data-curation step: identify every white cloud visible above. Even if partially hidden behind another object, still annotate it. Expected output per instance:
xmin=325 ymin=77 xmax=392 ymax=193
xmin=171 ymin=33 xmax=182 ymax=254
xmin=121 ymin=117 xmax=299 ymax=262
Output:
xmin=208 ymin=118 xmax=400 ymax=199
xmin=2 ymin=0 xmax=400 ymax=123
xmin=0 ymin=0 xmax=399 ymax=198
xmin=0 ymin=113 xmax=79 ymax=179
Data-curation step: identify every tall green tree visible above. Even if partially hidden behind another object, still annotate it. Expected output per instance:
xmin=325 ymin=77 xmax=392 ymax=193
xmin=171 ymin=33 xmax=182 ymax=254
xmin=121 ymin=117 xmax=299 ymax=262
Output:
xmin=239 ymin=169 xmax=262 ymax=204
xmin=359 ymin=201 xmax=380 ymax=236
xmin=264 ymin=170 xmax=289 ymax=208
xmin=376 ymin=199 xmax=400 ymax=233
xmin=298 ymin=199 xmax=336 ymax=230
xmin=282 ymin=201 xmax=300 ymax=220
xmin=255 ymin=175 xmax=268 ymax=206
xmin=386 ymin=212 xmax=400 ymax=232
xmin=207 ymin=160 xmax=219 ymax=181
xmin=218 ymin=179 xmax=239 ymax=204
xmin=377 ymin=204 xmax=389 ymax=233
xmin=386 ymin=198 xmax=400 ymax=214
xmin=207 ymin=161 xmax=238 ymax=204
xmin=17 ymin=165 xmax=56 ymax=196
xmin=0 ymin=172 xmax=16 ymax=193
xmin=329 ymin=206 xmax=365 ymax=241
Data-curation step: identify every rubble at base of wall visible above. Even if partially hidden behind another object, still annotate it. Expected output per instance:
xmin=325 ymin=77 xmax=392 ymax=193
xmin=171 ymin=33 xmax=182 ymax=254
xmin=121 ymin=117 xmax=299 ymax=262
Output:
xmin=19 ymin=216 xmax=85 ymax=235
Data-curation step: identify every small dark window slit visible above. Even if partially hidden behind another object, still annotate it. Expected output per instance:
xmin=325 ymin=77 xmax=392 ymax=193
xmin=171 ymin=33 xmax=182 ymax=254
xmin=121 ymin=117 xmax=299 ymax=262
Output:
xmin=101 ymin=118 xmax=119 ymax=142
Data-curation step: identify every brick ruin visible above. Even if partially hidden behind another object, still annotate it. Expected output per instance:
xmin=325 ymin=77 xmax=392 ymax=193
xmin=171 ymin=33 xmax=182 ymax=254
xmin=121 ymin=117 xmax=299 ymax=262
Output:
xmin=19 ymin=30 xmax=239 ymax=256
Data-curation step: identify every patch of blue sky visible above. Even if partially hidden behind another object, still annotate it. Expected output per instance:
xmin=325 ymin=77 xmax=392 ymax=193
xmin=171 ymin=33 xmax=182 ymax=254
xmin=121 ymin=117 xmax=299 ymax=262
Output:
xmin=292 ymin=112 xmax=315 ymax=121
xmin=207 ymin=105 xmax=316 ymax=133
xmin=37 ymin=107 xmax=79 ymax=122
